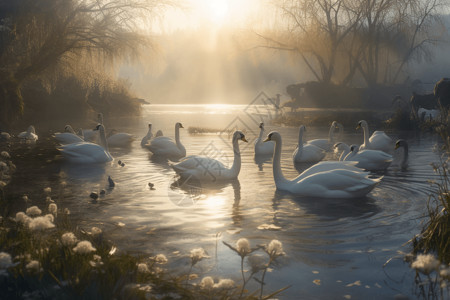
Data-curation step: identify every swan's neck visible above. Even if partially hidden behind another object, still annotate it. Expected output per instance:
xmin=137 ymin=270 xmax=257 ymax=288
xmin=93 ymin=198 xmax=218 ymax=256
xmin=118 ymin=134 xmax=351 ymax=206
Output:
xmin=401 ymin=144 xmax=409 ymax=169
xmin=339 ymin=148 xmax=350 ymax=161
xmin=344 ymin=148 xmax=357 ymax=161
xmin=99 ymin=126 xmax=109 ymax=152
xmin=328 ymin=125 xmax=335 ymax=142
xmin=175 ymin=126 xmax=186 ymax=156
xmin=273 ymin=138 xmax=290 ymax=187
xmin=362 ymin=123 xmax=370 ymax=147
xmin=297 ymin=128 xmax=304 ymax=153
xmin=229 ymin=138 xmax=242 ymax=177
xmin=257 ymin=127 xmax=264 ymax=142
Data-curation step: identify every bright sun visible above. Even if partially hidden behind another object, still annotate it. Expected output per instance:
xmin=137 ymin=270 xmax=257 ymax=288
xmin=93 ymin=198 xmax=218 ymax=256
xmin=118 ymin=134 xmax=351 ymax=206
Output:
xmin=205 ymin=0 xmax=229 ymax=24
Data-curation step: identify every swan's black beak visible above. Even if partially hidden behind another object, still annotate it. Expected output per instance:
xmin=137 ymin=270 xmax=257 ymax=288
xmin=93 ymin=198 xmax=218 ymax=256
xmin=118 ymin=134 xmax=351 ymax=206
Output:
xmin=333 ymin=142 xmax=341 ymax=148
xmin=395 ymin=143 xmax=400 ymax=150
xmin=263 ymin=137 xmax=270 ymax=142
xmin=241 ymin=137 xmax=248 ymax=142
xmin=356 ymin=124 xmax=361 ymax=130
xmin=179 ymin=124 xmax=184 ymax=128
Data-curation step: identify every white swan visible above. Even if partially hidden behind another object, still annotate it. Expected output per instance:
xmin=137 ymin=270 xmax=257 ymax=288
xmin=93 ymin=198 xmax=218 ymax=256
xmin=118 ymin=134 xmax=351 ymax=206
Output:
xmin=171 ymin=131 xmax=248 ymax=182
xmin=306 ymin=121 xmax=339 ymax=151
xmin=254 ymin=123 xmax=274 ymax=156
xmin=148 ymin=122 xmax=186 ymax=159
xmin=58 ymin=124 xmax=113 ymax=164
xmin=54 ymin=125 xmax=84 ymax=145
xmin=18 ymin=125 xmax=38 ymax=143
xmin=394 ymin=139 xmax=409 ymax=170
xmin=343 ymin=144 xmax=393 ymax=171
xmin=141 ymin=123 xmax=153 ymax=147
xmin=293 ymin=125 xmax=325 ymax=163
xmin=265 ymin=131 xmax=381 ymax=198
xmin=107 ymin=129 xmax=134 ymax=148
xmin=356 ymin=120 xmax=393 ymax=153
xmin=82 ymin=113 xmax=103 ymax=143
xmin=334 ymin=142 xmax=351 ymax=161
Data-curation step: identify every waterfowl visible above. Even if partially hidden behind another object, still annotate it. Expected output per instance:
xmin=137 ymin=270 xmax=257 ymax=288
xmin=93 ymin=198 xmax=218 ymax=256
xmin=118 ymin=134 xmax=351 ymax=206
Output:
xmin=333 ymin=142 xmax=352 ymax=161
xmin=58 ymin=124 xmax=113 ymax=164
xmin=147 ymin=122 xmax=185 ymax=159
xmin=394 ymin=139 xmax=409 ymax=170
xmin=54 ymin=125 xmax=84 ymax=145
xmin=107 ymin=129 xmax=134 ymax=148
xmin=171 ymin=131 xmax=247 ymax=182
xmin=83 ymin=113 xmax=103 ymax=143
xmin=254 ymin=122 xmax=274 ymax=156
xmin=306 ymin=121 xmax=339 ymax=151
xmin=265 ymin=131 xmax=381 ymax=198
xmin=293 ymin=125 xmax=325 ymax=163
xmin=18 ymin=125 xmax=38 ymax=143
xmin=356 ymin=120 xmax=393 ymax=153
xmin=141 ymin=124 xmax=154 ymax=147
xmin=344 ymin=145 xmax=393 ymax=171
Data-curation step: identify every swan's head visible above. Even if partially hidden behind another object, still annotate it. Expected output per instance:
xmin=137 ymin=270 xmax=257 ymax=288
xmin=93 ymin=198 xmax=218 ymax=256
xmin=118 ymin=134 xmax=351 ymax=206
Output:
xmin=233 ymin=131 xmax=248 ymax=142
xmin=350 ymin=144 xmax=360 ymax=152
xmin=395 ymin=139 xmax=408 ymax=150
xmin=64 ymin=125 xmax=74 ymax=133
xmin=148 ymin=123 xmax=152 ymax=129
xmin=259 ymin=122 xmax=264 ymax=129
xmin=331 ymin=121 xmax=338 ymax=128
xmin=264 ymin=131 xmax=280 ymax=142
xmin=333 ymin=142 xmax=350 ymax=152
xmin=176 ymin=122 xmax=184 ymax=129
xmin=93 ymin=124 xmax=105 ymax=131
xmin=27 ymin=125 xmax=36 ymax=134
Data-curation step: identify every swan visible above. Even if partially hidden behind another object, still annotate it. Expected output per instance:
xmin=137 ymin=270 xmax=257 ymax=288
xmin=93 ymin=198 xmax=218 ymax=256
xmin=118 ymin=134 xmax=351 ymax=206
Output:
xmin=265 ymin=131 xmax=381 ymax=198
xmin=141 ymin=124 xmax=163 ymax=147
xmin=54 ymin=125 xmax=84 ymax=145
xmin=394 ymin=139 xmax=409 ymax=170
xmin=171 ymin=131 xmax=248 ymax=182
xmin=107 ymin=129 xmax=134 ymax=148
xmin=155 ymin=130 xmax=163 ymax=137
xmin=356 ymin=120 xmax=393 ymax=153
xmin=343 ymin=144 xmax=393 ymax=171
xmin=293 ymin=125 xmax=325 ymax=163
xmin=58 ymin=124 xmax=113 ymax=164
xmin=254 ymin=123 xmax=274 ymax=156
xmin=83 ymin=113 xmax=103 ymax=143
xmin=334 ymin=142 xmax=351 ymax=161
xmin=306 ymin=121 xmax=339 ymax=151
xmin=147 ymin=122 xmax=186 ymax=159
xmin=18 ymin=125 xmax=38 ymax=143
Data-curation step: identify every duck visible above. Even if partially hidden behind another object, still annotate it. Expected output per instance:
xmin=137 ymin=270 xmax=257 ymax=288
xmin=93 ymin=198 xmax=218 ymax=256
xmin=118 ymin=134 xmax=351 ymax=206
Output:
xmin=54 ymin=125 xmax=84 ymax=145
xmin=171 ymin=131 xmax=247 ymax=182
xmin=306 ymin=121 xmax=339 ymax=151
xmin=147 ymin=122 xmax=185 ymax=159
xmin=293 ymin=125 xmax=326 ymax=163
xmin=394 ymin=139 xmax=409 ymax=170
xmin=254 ymin=122 xmax=274 ymax=156
xmin=58 ymin=124 xmax=113 ymax=164
xmin=265 ymin=131 xmax=381 ymax=198
xmin=356 ymin=120 xmax=393 ymax=153
xmin=18 ymin=125 xmax=38 ymax=143
xmin=343 ymin=144 xmax=393 ymax=171
xmin=107 ymin=129 xmax=134 ymax=148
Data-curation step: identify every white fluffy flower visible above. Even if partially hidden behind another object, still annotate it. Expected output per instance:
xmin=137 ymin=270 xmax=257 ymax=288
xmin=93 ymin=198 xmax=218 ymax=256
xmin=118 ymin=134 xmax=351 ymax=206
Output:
xmin=26 ymin=206 xmax=41 ymax=216
xmin=15 ymin=212 xmax=30 ymax=224
xmin=1 ymin=151 xmax=10 ymax=159
xmin=28 ymin=216 xmax=55 ymax=231
xmin=43 ymin=187 xmax=51 ymax=194
xmin=236 ymin=238 xmax=251 ymax=256
xmin=440 ymin=265 xmax=450 ymax=278
xmin=48 ymin=203 xmax=57 ymax=215
xmin=214 ymin=278 xmax=235 ymax=289
xmin=0 ymin=252 xmax=13 ymax=269
xmin=26 ymin=260 xmax=42 ymax=273
xmin=61 ymin=232 xmax=78 ymax=246
xmin=411 ymin=254 xmax=440 ymax=274
xmin=90 ymin=227 xmax=102 ymax=236
xmin=137 ymin=263 xmax=150 ymax=273
xmin=200 ymin=276 xmax=215 ymax=289
xmin=153 ymin=254 xmax=168 ymax=264
xmin=190 ymin=248 xmax=209 ymax=265
xmin=267 ymin=240 xmax=285 ymax=257
xmin=73 ymin=241 xmax=96 ymax=254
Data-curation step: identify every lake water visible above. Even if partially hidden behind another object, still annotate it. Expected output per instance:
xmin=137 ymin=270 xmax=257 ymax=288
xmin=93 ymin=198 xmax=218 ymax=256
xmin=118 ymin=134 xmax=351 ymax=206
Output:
xmin=5 ymin=104 xmax=443 ymax=299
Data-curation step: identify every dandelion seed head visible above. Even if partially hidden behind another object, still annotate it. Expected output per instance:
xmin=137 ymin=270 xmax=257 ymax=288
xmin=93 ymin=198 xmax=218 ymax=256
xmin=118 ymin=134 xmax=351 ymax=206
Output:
xmin=440 ymin=265 xmax=450 ymax=278
xmin=46 ymin=196 xmax=54 ymax=203
xmin=137 ymin=263 xmax=150 ymax=273
xmin=64 ymin=208 xmax=70 ymax=215
xmin=28 ymin=216 xmax=55 ymax=231
xmin=1 ymin=151 xmax=10 ymax=159
xmin=213 ymin=278 xmax=235 ymax=289
xmin=236 ymin=238 xmax=251 ymax=255
xmin=267 ymin=239 xmax=285 ymax=257
xmin=190 ymin=247 xmax=209 ymax=265
xmin=411 ymin=254 xmax=440 ymax=274
xmin=22 ymin=195 xmax=29 ymax=202
xmin=48 ymin=203 xmax=57 ymax=215
xmin=44 ymin=214 xmax=54 ymax=222
xmin=61 ymin=232 xmax=78 ymax=246
xmin=0 ymin=252 xmax=13 ymax=269
xmin=73 ymin=241 xmax=96 ymax=254
xmin=26 ymin=260 xmax=41 ymax=273
xmin=0 ymin=181 xmax=6 ymax=188
xmin=15 ymin=212 xmax=30 ymax=224
xmin=91 ymin=227 xmax=102 ymax=236
xmin=200 ymin=276 xmax=214 ymax=289
xmin=43 ymin=187 xmax=51 ymax=194
xmin=26 ymin=206 xmax=41 ymax=216
xmin=154 ymin=254 xmax=168 ymax=264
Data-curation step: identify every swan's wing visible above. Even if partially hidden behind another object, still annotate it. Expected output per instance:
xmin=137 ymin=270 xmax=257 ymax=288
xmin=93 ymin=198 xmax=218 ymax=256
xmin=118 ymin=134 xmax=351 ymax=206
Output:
xmin=172 ymin=155 xmax=226 ymax=171
xmin=108 ymin=133 xmax=134 ymax=146
xmin=306 ymin=139 xmax=330 ymax=151
xmin=356 ymin=150 xmax=393 ymax=163
xmin=59 ymin=142 xmax=112 ymax=163
xmin=297 ymin=161 xmax=361 ymax=180
xmin=54 ymin=133 xmax=84 ymax=145
xmin=369 ymin=132 xmax=394 ymax=152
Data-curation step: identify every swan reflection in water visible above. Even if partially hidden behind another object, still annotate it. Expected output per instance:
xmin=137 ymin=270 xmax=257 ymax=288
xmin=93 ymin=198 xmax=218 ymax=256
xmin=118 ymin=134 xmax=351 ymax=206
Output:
xmin=59 ymin=162 xmax=109 ymax=182
xmin=254 ymin=154 xmax=272 ymax=171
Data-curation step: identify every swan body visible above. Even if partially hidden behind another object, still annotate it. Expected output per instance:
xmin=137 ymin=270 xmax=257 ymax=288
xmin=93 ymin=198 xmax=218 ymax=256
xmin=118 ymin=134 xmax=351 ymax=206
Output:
xmin=344 ymin=145 xmax=393 ymax=171
xmin=293 ymin=125 xmax=325 ymax=163
xmin=357 ymin=120 xmax=393 ymax=153
xmin=155 ymin=130 xmax=163 ymax=137
xmin=82 ymin=113 xmax=103 ymax=143
xmin=171 ymin=131 xmax=247 ymax=182
xmin=266 ymin=131 xmax=381 ymax=198
xmin=148 ymin=122 xmax=185 ymax=159
xmin=254 ymin=123 xmax=274 ymax=156
xmin=394 ymin=139 xmax=409 ymax=170
xmin=306 ymin=121 xmax=339 ymax=151
xmin=334 ymin=142 xmax=351 ymax=161
xmin=107 ymin=130 xmax=134 ymax=148
xmin=54 ymin=125 xmax=84 ymax=145
xmin=18 ymin=125 xmax=38 ymax=142
xmin=141 ymin=124 xmax=163 ymax=147
xmin=58 ymin=124 xmax=113 ymax=164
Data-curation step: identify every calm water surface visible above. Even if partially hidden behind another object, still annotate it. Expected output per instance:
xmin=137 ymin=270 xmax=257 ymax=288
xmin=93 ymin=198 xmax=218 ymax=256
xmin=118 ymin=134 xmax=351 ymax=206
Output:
xmin=8 ymin=104 xmax=443 ymax=299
